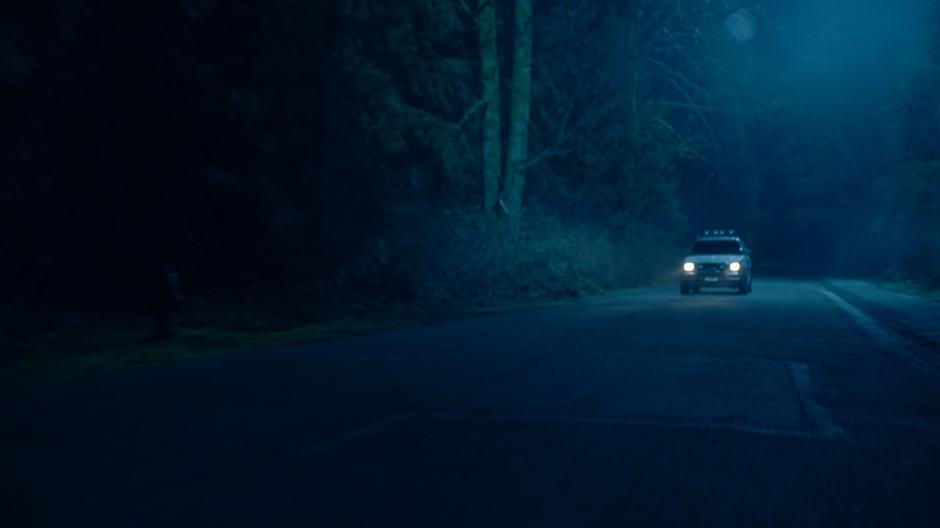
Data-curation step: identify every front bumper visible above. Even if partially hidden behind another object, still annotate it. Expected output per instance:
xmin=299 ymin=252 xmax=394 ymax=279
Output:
xmin=681 ymin=273 xmax=746 ymax=288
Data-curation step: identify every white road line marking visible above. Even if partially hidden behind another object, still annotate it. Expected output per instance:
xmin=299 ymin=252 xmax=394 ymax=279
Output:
xmin=424 ymin=411 xmax=827 ymax=438
xmin=820 ymin=288 xmax=934 ymax=372
xmin=304 ymin=412 xmax=417 ymax=452
xmin=786 ymin=362 xmax=844 ymax=438
xmin=303 ymin=408 xmax=841 ymax=452
xmin=819 ymin=289 xmax=898 ymax=348
xmin=515 ymin=331 xmax=543 ymax=350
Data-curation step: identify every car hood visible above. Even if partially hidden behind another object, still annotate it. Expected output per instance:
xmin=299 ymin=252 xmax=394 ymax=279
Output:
xmin=684 ymin=254 xmax=744 ymax=264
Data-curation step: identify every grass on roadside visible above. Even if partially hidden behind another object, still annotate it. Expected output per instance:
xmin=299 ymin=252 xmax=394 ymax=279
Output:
xmin=0 ymin=300 xmax=554 ymax=392
xmin=878 ymin=281 xmax=940 ymax=301
xmin=0 ymin=311 xmax=419 ymax=392
xmin=0 ymin=284 xmax=668 ymax=393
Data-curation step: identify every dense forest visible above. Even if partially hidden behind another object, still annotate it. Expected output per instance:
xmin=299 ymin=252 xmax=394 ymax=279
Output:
xmin=2 ymin=0 xmax=938 ymax=322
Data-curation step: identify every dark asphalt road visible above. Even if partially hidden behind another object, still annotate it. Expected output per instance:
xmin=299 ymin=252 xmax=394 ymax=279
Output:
xmin=3 ymin=279 xmax=940 ymax=527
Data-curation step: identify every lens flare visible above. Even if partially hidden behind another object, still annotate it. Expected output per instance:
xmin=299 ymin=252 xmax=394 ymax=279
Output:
xmin=725 ymin=9 xmax=756 ymax=43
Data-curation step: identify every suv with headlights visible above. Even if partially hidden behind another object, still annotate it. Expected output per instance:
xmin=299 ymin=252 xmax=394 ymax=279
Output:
xmin=680 ymin=230 xmax=752 ymax=295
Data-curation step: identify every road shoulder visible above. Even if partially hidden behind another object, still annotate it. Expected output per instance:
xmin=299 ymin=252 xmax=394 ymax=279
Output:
xmin=822 ymin=280 xmax=940 ymax=371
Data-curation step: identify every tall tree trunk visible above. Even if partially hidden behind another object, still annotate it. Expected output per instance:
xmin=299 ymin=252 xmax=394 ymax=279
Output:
xmin=625 ymin=1 xmax=641 ymax=179
xmin=312 ymin=0 xmax=338 ymax=258
xmin=503 ymin=0 xmax=533 ymax=231
xmin=479 ymin=0 xmax=501 ymax=213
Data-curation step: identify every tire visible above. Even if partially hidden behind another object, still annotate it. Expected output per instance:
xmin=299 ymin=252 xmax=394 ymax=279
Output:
xmin=692 ymin=286 xmax=700 ymax=294
xmin=739 ymin=276 xmax=751 ymax=295
xmin=680 ymin=283 xmax=690 ymax=295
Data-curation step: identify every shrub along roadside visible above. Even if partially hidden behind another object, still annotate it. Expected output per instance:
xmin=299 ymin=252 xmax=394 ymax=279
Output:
xmin=343 ymin=208 xmax=683 ymax=308
xmin=1 ymin=211 xmax=681 ymax=391
xmin=0 ymin=310 xmax=425 ymax=392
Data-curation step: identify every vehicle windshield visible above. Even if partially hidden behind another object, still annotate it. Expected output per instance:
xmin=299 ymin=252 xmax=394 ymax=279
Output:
xmin=690 ymin=240 xmax=742 ymax=255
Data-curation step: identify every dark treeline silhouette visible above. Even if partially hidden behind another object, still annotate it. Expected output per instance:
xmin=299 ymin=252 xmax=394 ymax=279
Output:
xmin=2 ymin=0 xmax=938 ymax=321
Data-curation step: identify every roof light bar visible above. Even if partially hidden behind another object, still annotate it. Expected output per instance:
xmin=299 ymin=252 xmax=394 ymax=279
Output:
xmin=700 ymin=229 xmax=737 ymax=236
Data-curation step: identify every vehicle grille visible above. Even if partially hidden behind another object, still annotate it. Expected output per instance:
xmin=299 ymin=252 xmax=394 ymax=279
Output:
xmin=698 ymin=263 xmax=725 ymax=274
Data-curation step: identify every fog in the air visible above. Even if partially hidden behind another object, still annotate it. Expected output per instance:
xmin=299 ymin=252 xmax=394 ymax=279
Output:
xmin=5 ymin=2 xmax=940 ymax=525
xmin=684 ymin=0 xmax=935 ymax=276
xmin=2 ymin=0 xmax=938 ymax=312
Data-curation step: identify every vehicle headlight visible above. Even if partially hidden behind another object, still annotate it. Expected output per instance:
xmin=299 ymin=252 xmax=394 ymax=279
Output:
xmin=729 ymin=262 xmax=742 ymax=272
xmin=683 ymin=262 xmax=695 ymax=272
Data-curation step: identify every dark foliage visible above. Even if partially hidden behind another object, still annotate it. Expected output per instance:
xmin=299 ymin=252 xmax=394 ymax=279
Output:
xmin=1 ymin=0 xmax=938 ymax=320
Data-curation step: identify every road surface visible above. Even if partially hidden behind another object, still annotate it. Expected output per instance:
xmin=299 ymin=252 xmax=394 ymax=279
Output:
xmin=3 ymin=279 xmax=940 ymax=526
